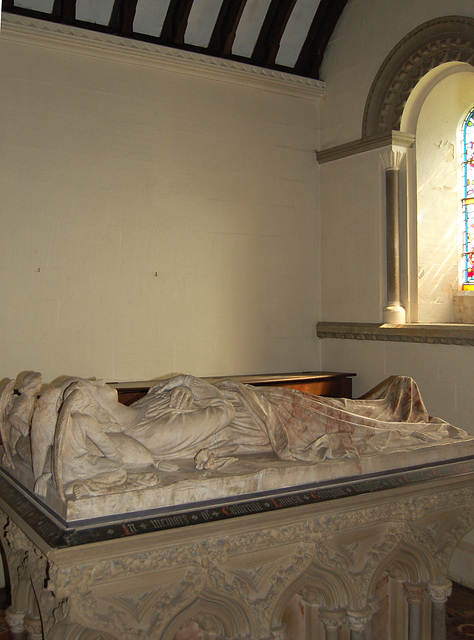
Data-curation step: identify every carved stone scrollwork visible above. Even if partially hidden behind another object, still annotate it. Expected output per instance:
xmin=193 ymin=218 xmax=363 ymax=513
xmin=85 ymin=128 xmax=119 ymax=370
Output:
xmin=312 ymin=522 xmax=405 ymax=610
xmin=1 ymin=518 xmax=62 ymax=640
xmin=401 ymin=493 xmax=474 ymax=582
xmin=191 ymin=612 xmax=223 ymax=636
xmin=0 ymin=479 xmax=472 ymax=640
xmin=72 ymin=570 xmax=206 ymax=640
xmin=207 ymin=540 xmax=314 ymax=637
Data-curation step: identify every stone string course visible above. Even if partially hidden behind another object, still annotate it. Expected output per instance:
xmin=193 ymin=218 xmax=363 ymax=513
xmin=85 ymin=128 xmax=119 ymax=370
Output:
xmin=316 ymin=322 xmax=474 ymax=346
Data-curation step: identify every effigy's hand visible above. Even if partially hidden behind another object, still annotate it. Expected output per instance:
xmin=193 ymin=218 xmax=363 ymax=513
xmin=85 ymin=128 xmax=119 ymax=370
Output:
xmin=151 ymin=374 xmax=189 ymax=394
xmin=170 ymin=386 xmax=194 ymax=409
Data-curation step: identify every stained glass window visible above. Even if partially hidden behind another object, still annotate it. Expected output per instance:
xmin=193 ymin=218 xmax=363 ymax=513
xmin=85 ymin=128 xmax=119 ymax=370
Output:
xmin=462 ymin=107 xmax=474 ymax=289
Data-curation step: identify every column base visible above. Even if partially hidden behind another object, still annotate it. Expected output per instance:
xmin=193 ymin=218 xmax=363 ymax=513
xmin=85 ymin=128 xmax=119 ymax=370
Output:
xmin=383 ymin=305 xmax=406 ymax=324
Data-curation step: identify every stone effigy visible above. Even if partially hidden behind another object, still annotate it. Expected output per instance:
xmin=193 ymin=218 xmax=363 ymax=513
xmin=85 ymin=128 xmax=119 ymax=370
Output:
xmin=0 ymin=373 xmax=473 ymax=640
xmin=0 ymin=372 xmax=472 ymax=522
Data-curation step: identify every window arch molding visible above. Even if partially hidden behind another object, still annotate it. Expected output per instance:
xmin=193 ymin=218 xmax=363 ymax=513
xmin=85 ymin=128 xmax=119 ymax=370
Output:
xmin=362 ymin=15 xmax=474 ymax=138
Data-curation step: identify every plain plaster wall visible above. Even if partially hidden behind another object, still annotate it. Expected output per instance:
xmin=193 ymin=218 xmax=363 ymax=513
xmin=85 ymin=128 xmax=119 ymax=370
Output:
xmin=319 ymin=147 xmax=386 ymax=323
xmin=0 ymin=22 xmax=321 ymax=384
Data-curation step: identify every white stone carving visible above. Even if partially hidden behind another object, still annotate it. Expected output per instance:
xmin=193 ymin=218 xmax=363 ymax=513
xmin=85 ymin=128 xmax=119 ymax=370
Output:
xmin=318 ymin=608 xmax=346 ymax=630
xmin=0 ymin=475 xmax=472 ymax=640
xmin=428 ymin=581 xmax=452 ymax=604
xmin=1 ymin=372 xmax=472 ymax=524
xmin=346 ymin=607 xmax=373 ymax=631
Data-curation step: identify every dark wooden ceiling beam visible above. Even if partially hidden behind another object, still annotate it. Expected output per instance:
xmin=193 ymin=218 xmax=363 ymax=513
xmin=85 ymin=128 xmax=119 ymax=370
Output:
xmin=6 ymin=0 xmax=348 ymax=80
xmin=294 ymin=0 xmax=348 ymax=79
xmin=52 ymin=0 xmax=77 ymax=24
xmin=207 ymin=0 xmax=248 ymax=57
xmin=251 ymin=0 xmax=297 ymax=68
xmin=160 ymin=0 xmax=195 ymax=46
xmin=109 ymin=0 xmax=139 ymax=35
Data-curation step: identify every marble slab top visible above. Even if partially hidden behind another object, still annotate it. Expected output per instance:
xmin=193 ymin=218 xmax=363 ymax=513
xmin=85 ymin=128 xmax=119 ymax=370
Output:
xmin=2 ymin=436 xmax=474 ymax=527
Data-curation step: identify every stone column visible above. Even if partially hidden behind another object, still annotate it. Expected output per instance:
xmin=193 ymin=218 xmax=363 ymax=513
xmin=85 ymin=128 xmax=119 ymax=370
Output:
xmin=382 ymin=150 xmax=406 ymax=324
xmin=346 ymin=607 xmax=372 ymax=640
xmin=403 ymin=583 xmax=427 ymax=640
xmin=318 ymin=608 xmax=346 ymax=640
xmin=365 ymin=597 xmax=379 ymax=640
xmin=428 ymin=581 xmax=452 ymax=640
xmin=5 ymin=607 xmax=26 ymax=639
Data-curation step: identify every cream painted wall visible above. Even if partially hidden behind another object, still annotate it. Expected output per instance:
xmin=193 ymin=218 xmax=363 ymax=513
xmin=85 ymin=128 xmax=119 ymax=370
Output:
xmin=0 ymin=23 xmax=321 ymax=384
xmin=319 ymin=147 xmax=386 ymax=322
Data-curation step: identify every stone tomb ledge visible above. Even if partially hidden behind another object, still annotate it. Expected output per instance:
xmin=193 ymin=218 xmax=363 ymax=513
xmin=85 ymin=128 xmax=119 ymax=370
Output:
xmin=2 ymin=436 xmax=474 ymax=526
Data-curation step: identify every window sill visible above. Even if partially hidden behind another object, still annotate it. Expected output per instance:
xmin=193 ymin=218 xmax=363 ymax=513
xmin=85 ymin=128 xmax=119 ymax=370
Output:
xmin=316 ymin=322 xmax=474 ymax=346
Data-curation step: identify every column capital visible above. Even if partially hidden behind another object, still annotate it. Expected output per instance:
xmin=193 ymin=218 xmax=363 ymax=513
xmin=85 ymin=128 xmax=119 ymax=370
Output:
xmin=428 ymin=581 xmax=452 ymax=603
xmin=5 ymin=607 xmax=26 ymax=634
xmin=24 ymin=614 xmax=43 ymax=640
xmin=319 ymin=608 xmax=346 ymax=630
xmin=403 ymin=582 xmax=427 ymax=605
xmin=381 ymin=149 xmax=405 ymax=170
xmin=346 ymin=607 xmax=373 ymax=631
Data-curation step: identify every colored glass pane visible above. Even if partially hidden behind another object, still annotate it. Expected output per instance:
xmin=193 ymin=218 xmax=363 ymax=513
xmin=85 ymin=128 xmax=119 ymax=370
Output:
xmin=462 ymin=108 xmax=474 ymax=286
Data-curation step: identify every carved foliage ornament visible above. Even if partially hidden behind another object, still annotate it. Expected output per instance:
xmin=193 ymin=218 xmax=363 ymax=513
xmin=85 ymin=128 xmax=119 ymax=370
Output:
xmin=44 ymin=488 xmax=473 ymax=599
xmin=363 ymin=16 xmax=474 ymax=136
xmin=35 ymin=486 xmax=472 ymax=639
xmin=0 ymin=484 xmax=470 ymax=638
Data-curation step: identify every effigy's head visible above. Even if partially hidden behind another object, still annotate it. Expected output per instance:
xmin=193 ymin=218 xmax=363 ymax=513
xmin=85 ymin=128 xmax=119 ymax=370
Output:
xmin=18 ymin=371 xmax=42 ymax=394
xmin=88 ymin=379 xmax=119 ymax=411
xmin=62 ymin=381 xmax=96 ymax=413
xmin=61 ymin=379 xmax=121 ymax=428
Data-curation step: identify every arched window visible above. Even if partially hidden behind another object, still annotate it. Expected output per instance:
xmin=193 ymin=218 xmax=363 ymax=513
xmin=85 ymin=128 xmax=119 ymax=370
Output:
xmin=462 ymin=108 xmax=474 ymax=290
xmin=362 ymin=16 xmax=474 ymax=323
